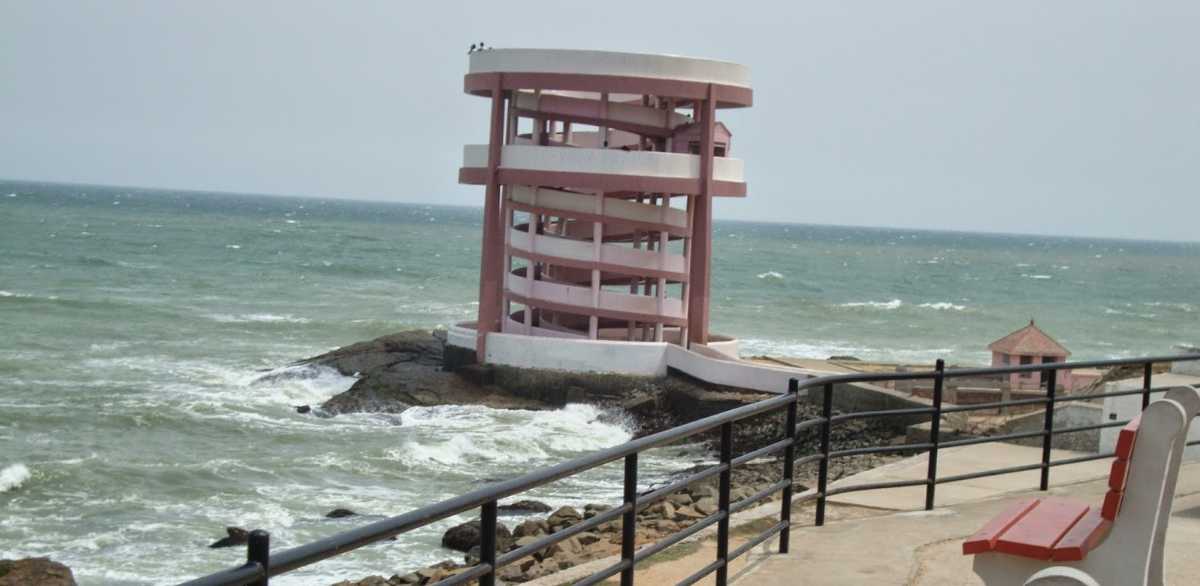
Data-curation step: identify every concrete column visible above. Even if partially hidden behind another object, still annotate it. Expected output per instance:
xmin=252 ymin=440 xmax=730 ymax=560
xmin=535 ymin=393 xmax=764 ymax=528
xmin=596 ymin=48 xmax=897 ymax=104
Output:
xmin=687 ymin=86 xmax=716 ymax=346
xmin=474 ymin=74 xmax=506 ymax=359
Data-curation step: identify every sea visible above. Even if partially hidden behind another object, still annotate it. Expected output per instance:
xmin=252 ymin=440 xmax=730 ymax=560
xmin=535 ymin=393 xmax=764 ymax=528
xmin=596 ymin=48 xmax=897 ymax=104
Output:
xmin=1 ymin=179 xmax=1197 ymax=584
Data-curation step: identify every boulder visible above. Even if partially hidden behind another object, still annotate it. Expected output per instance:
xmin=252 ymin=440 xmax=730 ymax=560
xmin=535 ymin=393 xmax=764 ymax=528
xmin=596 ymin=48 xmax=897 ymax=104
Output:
xmin=325 ymin=508 xmax=358 ymax=519
xmin=666 ymin=492 xmax=693 ymax=507
xmin=441 ymin=520 xmax=511 ymax=552
xmin=208 ymin=527 xmax=248 ymax=549
xmin=693 ymin=498 xmax=717 ymax=516
xmin=0 ymin=558 xmax=76 ymax=586
xmin=546 ymin=506 xmax=582 ymax=528
xmin=673 ymin=505 xmax=706 ymax=521
xmin=512 ymin=519 xmax=547 ymax=538
xmin=498 ymin=500 xmax=552 ymax=515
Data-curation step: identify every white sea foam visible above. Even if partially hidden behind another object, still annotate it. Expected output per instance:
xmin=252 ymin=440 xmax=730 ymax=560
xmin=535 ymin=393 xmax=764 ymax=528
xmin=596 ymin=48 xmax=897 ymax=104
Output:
xmin=1 ymin=463 xmax=31 ymax=493
xmin=206 ymin=313 xmax=312 ymax=324
xmin=225 ymin=244 xmax=241 ymax=249
xmin=756 ymin=270 xmax=784 ymax=280
xmin=839 ymin=299 xmax=903 ymax=310
xmin=918 ymin=302 xmax=967 ymax=311
xmin=1021 ymin=274 xmax=1053 ymax=280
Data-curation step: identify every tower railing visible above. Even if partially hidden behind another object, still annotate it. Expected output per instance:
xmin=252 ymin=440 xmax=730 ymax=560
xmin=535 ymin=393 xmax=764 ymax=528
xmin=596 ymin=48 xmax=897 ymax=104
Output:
xmin=179 ymin=352 xmax=1200 ymax=586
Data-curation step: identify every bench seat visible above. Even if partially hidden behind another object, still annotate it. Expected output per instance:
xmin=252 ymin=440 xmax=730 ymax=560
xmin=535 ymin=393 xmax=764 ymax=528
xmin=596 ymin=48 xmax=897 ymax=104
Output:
xmin=963 ymin=415 xmax=1140 ymax=563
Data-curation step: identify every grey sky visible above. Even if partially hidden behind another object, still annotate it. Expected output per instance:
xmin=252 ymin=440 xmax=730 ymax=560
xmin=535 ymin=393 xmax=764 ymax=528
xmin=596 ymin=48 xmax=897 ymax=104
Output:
xmin=2 ymin=1 xmax=1197 ymax=241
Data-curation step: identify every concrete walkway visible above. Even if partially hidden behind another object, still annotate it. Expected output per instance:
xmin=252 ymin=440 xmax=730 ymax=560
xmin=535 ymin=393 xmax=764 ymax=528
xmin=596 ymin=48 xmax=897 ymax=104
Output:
xmin=735 ymin=460 xmax=1200 ymax=585
xmin=827 ymin=443 xmax=1112 ymax=509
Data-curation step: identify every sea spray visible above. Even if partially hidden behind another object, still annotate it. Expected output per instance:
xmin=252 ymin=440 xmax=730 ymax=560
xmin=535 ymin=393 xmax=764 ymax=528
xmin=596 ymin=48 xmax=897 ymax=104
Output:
xmin=0 ymin=463 xmax=31 ymax=493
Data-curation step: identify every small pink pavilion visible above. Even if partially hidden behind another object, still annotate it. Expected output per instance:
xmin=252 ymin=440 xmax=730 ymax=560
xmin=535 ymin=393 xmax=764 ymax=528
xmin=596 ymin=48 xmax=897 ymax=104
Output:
xmin=989 ymin=320 xmax=1083 ymax=390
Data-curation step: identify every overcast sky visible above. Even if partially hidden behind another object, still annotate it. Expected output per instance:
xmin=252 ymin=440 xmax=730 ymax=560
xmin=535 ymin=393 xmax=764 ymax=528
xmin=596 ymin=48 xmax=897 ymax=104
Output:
xmin=2 ymin=1 xmax=1197 ymax=241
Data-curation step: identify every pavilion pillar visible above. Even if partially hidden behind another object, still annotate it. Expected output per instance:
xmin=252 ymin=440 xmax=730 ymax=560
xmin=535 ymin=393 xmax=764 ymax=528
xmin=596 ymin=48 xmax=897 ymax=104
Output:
xmin=687 ymin=85 xmax=716 ymax=347
xmin=475 ymin=74 xmax=506 ymax=359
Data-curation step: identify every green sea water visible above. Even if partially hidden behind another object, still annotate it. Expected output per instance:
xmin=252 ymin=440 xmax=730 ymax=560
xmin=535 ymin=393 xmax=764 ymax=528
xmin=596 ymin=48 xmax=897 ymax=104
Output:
xmin=0 ymin=179 xmax=1197 ymax=583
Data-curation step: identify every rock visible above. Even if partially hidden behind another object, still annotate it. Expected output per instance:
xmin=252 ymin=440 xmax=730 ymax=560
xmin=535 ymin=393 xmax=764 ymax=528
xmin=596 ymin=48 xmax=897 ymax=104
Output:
xmin=673 ymin=505 xmax=706 ymax=521
xmin=208 ymin=527 xmax=248 ymax=549
xmin=330 ymin=577 xmax=390 ymax=586
xmin=325 ymin=508 xmax=357 ymax=519
xmin=546 ymin=506 xmax=582 ymax=528
xmin=577 ymin=532 xmax=601 ymax=546
xmin=498 ymin=500 xmax=552 ymax=515
xmin=641 ymin=501 xmax=675 ymax=520
xmin=649 ymin=519 xmax=680 ymax=534
xmin=693 ymin=498 xmax=717 ymax=516
xmin=582 ymin=503 xmax=613 ymax=519
xmin=0 ymin=558 xmax=76 ymax=586
xmin=295 ymin=405 xmax=311 ymax=414
xmin=666 ymin=492 xmax=693 ymax=507
xmin=441 ymin=520 xmax=511 ymax=552
xmin=391 ymin=573 xmax=421 ymax=585
xmin=512 ymin=519 xmax=547 ymax=538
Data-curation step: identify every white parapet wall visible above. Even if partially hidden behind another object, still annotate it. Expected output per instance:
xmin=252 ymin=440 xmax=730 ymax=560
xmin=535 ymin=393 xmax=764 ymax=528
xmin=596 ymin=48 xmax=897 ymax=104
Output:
xmin=447 ymin=322 xmax=820 ymax=393
xmin=1101 ymin=375 xmax=1200 ymax=462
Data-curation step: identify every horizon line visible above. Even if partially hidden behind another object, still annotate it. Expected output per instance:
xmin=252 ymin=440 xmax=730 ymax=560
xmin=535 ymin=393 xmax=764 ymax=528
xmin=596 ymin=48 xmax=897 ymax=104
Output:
xmin=3 ymin=175 xmax=1196 ymax=246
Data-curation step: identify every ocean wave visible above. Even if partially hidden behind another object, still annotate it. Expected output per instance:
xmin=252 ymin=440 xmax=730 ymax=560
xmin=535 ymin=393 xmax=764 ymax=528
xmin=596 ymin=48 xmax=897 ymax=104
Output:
xmin=918 ymin=302 xmax=967 ymax=311
xmin=1021 ymin=274 xmax=1053 ymax=280
xmin=838 ymin=299 xmax=902 ymax=310
xmin=206 ymin=313 xmax=312 ymax=324
xmin=1 ymin=463 xmax=31 ymax=493
xmin=756 ymin=271 xmax=784 ymax=280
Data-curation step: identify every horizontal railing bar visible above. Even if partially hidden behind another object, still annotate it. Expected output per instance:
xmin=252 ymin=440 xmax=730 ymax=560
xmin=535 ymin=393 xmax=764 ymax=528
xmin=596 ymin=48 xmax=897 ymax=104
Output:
xmin=1050 ymin=452 xmax=1116 ymax=467
xmin=732 ymin=438 xmax=793 ymax=466
xmin=1190 ymin=439 xmax=1200 ymax=447
xmin=572 ymin=559 xmax=631 ymax=586
xmin=937 ymin=462 xmax=1045 ymax=484
xmin=940 ymin=396 xmax=1049 ymax=414
xmin=637 ymin=464 xmax=728 ymax=509
xmin=824 ymin=477 xmax=929 ymax=497
xmin=496 ymin=504 xmax=630 ymax=568
xmin=730 ymin=479 xmax=791 ymax=515
xmin=727 ymin=519 xmax=788 ymax=563
xmin=633 ymin=511 xmax=726 ymax=563
xmin=791 ymin=354 xmax=1200 ymax=392
xmin=178 ymin=563 xmax=264 ymax=586
xmin=1056 ymin=386 xmax=1178 ymax=403
xmin=1052 ymin=420 xmax=1131 ymax=435
xmin=677 ymin=559 xmax=725 ymax=586
xmin=795 ymin=418 xmax=827 ymax=433
xmin=794 ymin=453 xmax=825 ymax=467
xmin=940 ymin=429 xmax=1047 ymax=449
xmin=830 ymin=442 xmax=934 ymax=459
xmin=830 ymin=406 xmax=937 ymax=422
xmin=430 ymin=563 xmax=493 ymax=586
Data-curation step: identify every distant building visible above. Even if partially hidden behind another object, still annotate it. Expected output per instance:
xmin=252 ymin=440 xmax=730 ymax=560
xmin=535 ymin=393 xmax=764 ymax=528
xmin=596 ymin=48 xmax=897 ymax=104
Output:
xmin=988 ymin=320 xmax=1094 ymax=391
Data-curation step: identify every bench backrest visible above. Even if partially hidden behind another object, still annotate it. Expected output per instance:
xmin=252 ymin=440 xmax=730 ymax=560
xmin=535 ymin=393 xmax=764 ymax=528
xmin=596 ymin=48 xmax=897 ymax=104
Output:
xmin=1101 ymin=386 xmax=1200 ymax=582
xmin=1100 ymin=414 xmax=1141 ymax=520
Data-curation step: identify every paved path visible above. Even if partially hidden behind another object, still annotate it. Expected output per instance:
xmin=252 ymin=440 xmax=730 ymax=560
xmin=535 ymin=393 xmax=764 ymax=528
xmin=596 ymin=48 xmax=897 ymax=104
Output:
xmin=735 ymin=461 xmax=1200 ymax=585
xmin=826 ymin=443 xmax=1112 ymax=509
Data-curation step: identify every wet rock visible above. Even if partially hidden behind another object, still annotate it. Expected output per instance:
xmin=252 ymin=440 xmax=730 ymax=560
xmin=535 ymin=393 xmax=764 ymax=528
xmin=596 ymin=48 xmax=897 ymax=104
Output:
xmin=441 ymin=520 xmax=511 ymax=552
xmin=295 ymin=405 xmax=311 ymax=414
xmin=0 ymin=558 xmax=76 ymax=586
xmin=208 ymin=527 xmax=248 ymax=549
xmin=325 ymin=508 xmax=357 ymax=519
xmin=546 ymin=506 xmax=581 ymax=528
xmin=498 ymin=499 xmax=552 ymax=515
xmin=512 ymin=519 xmax=547 ymax=538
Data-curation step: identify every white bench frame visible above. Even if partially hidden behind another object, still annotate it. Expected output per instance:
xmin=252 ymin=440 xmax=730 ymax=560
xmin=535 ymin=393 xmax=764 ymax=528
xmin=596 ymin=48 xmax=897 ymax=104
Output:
xmin=972 ymin=386 xmax=1200 ymax=586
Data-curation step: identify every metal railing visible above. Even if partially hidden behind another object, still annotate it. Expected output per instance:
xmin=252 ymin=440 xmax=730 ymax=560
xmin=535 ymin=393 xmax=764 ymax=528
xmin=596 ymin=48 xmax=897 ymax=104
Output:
xmin=180 ymin=353 xmax=1200 ymax=586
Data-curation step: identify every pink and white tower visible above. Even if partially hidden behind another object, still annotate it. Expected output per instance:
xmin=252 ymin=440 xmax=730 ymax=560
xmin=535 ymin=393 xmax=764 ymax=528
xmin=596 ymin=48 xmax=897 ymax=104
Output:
xmin=456 ymin=49 xmax=752 ymax=362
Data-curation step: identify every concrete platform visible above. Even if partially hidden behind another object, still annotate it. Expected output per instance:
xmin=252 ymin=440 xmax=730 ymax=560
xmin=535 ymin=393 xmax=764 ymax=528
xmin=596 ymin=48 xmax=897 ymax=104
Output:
xmin=735 ymin=461 xmax=1200 ymax=585
xmin=827 ymin=443 xmax=1113 ymax=509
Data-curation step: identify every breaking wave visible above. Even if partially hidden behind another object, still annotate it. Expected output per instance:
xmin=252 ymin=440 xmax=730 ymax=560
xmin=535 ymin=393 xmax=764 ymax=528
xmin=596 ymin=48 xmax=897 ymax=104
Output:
xmin=918 ymin=302 xmax=966 ymax=311
xmin=756 ymin=271 xmax=784 ymax=280
xmin=205 ymin=313 xmax=312 ymax=324
xmin=839 ymin=299 xmax=903 ymax=310
xmin=0 ymin=463 xmax=31 ymax=493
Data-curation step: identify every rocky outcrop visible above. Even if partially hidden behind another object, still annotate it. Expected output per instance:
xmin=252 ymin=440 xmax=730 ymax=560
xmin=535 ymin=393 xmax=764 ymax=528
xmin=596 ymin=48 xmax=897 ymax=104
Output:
xmin=209 ymin=527 xmax=249 ymax=549
xmin=0 ymin=558 xmax=76 ymax=586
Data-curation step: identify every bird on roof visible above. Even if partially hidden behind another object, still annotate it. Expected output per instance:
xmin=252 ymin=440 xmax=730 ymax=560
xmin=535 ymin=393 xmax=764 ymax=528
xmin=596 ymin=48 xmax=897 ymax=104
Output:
xmin=468 ymin=44 xmax=476 ymax=54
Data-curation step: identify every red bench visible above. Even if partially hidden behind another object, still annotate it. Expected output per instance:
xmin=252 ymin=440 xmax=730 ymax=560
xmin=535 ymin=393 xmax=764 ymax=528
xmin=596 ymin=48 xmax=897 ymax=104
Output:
xmin=962 ymin=415 xmax=1140 ymax=562
xmin=963 ymin=386 xmax=1199 ymax=586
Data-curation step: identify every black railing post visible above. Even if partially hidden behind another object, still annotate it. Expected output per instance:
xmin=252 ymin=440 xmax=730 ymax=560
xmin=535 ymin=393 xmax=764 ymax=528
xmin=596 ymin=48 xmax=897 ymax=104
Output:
xmin=815 ymin=383 xmax=833 ymax=527
xmin=1142 ymin=362 xmax=1153 ymax=410
xmin=925 ymin=359 xmax=945 ymax=511
xmin=1040 ymin=369 xmax=1058 ymax=491
xmin=779 ymin=378 xmax=799 ymax=553
xmin=620 ymin=453 xmax=638 ymax=586
xmin=247 ymin=530 xmax=270 ymax=586
xmin=480 ymin=501 xmax=498 ymax=586
xmin=715 ymin=421 xmax=733 ymax=586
